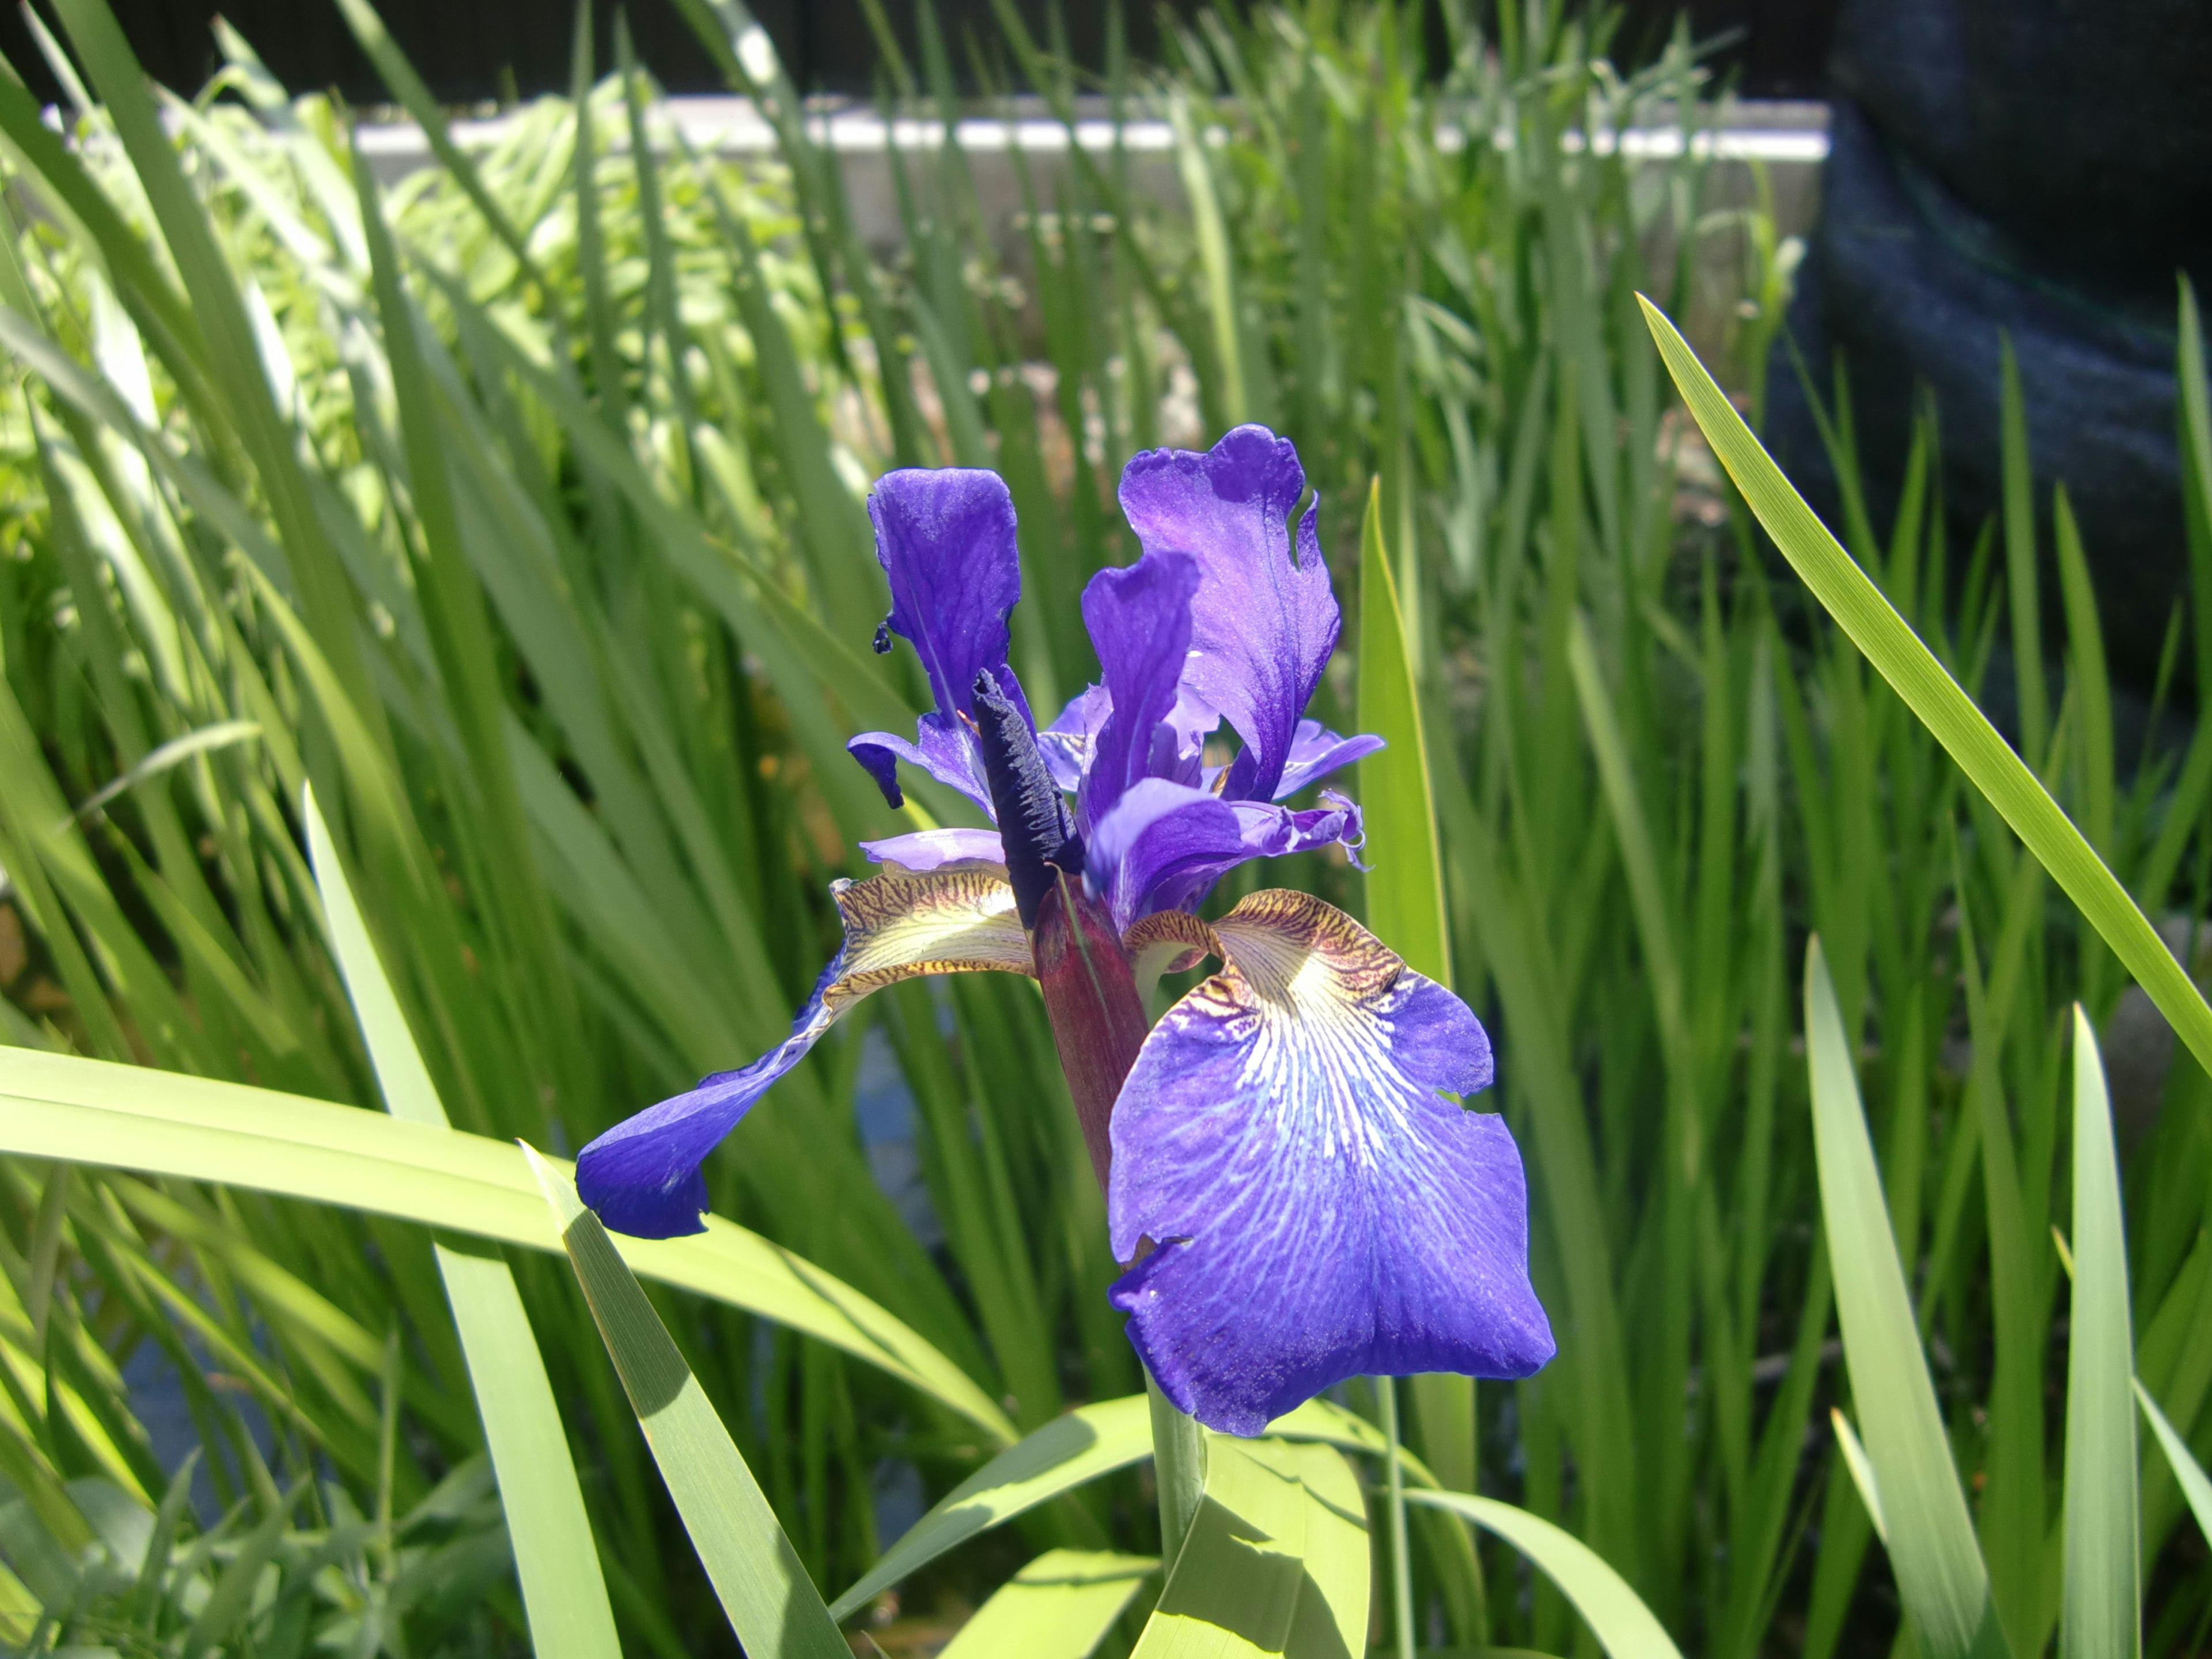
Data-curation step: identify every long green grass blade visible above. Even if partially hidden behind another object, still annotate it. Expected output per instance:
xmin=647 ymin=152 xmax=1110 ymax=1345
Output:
xmin=2061 ymin=1012 xmax=2138 ymax=1659
xmin=1640 ymin=296 xmax=2212 ymax=1082
xmin=523 ymin=1147 xmax=849 ymax=1659
xmin=0 ymin=1050 xmax=1014 ymax=1441
xmin=1829 ymin=1409 xmax=1888 ymax=1545
xmin=830 ymin=1395 xmax=1152 ymax=1619
xmin=1404 ymin=1490 xmax=1684 ymax=1659
xmin=1128 ymin=1436 xmax=1368 ymax=1658
xmin=2135 ymin=1382 xmax=2212 ymax=1547
xmin=1358 ymin=475 xmax=1451 ymax=989
xmin=1803 ymin=938 xmax=2007 ymax=1659
xmin=305 ymin=787 xmax=620 ymax=1659
xmin=938 ymin=1550 xmax=1157 ymax=1659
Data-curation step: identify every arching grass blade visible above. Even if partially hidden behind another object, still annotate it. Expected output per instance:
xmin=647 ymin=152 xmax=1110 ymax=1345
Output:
xmin=523 ymin=1147 xmax=850 ymax=1659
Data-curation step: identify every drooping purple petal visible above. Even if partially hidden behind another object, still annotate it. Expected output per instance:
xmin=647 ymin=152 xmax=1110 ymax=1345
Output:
xmin=1107 ymin=891 xmax=1554 ymax=1435
xmin=1274 ymin=719 xmax=1385 ymax=801
xmin=851 ymin=469 xmax=1035 ymax=812
xmin=1085 ymin=777 xmax=1363 ymax=930
xmin=1118 ymin=427 xmax=1340 ymax=802
xmin=858 ymin=826 xmax=1007 ymax=872
xmin=1078 ymin=550 xmax=1200 ymax=833
xmin=847 ymin=722 xmax=993 ymax=815
xmin=577 ymin=865 xmax=1032 ymax=1238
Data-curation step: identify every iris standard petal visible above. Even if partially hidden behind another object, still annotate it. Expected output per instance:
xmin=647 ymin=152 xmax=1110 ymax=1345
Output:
xmin=870 ymin=468 xmax=1023 ymax=721
xmin=1273 ymin=719 xmax=1385 ymax=800
xmin=1106 ymin=891 xmax=1554 ymax=1435
xmin=1085 ymin=777 xmax=1363 ymax=929
xmin=1039 ymin=680 xmax=1217 ymax=800
xmin=1117 ymin=426 xmax=1339 ymax=802
xmin=854 ymin=469 xmax=1035 ymax=811
xmin=577 ymin=865 xmax=1033 ymax=1238
xmin=1078 ymin=550 xmax=1201 ymax=832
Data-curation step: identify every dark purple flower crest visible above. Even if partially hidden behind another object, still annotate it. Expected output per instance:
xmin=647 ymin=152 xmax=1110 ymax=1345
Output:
xmin=576 ymin=425 xmax=1553 ymax=1433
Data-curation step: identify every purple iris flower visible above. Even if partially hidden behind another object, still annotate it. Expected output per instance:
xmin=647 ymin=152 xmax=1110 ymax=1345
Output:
xmin=577 ymin=425 xmax=1554 ymax=1434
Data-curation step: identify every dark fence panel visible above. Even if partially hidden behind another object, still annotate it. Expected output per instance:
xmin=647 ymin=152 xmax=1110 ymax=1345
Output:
xmin=6 ymin=0 xmax=1834 ymax=108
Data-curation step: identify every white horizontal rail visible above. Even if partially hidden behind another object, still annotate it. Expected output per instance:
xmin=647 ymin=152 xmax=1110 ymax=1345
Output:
xmin=346 ymin=95 xmax=1829 ymax=165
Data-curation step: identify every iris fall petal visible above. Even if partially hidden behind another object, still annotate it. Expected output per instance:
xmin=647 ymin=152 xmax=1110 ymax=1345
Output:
xmin=575 ymin=865 xmax=1033 ymax=1238
xmin=1107 ymin=890 xmax=1554 ymax=1435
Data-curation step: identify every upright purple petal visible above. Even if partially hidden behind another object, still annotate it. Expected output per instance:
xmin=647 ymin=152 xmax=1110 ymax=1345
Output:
xmin=577 ymin=864 xmax=1033 ymax=1237
xmin=1086 ymin=776 xmax=1363 ymax=930
xmin=1118 ymin=427 xmax=1340 ymax=802
xmin=1078 ymin=551 xmax=1201 ymax=832
xmin=853 ymin=470 xmax=1033 ymax=811
xmin=871 ymin=469 xmax=1022 ymax=721
xmin=1108 ymin=892 xmax=1553 ymax=1435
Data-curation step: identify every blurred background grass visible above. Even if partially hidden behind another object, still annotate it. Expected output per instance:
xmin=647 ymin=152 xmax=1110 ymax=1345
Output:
xmin=0 ymin=0 xmax=2207 ymax=1653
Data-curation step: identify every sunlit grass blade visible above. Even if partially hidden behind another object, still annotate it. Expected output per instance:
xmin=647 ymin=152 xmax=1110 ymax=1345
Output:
xmin=2061 ymin=1011 xmax=2139 ymax=1659
xmin=2135 ymin=1382 xmax=2212 ymax=1547
xmin=829 ymin=1395 xmax=1152 ymax=1619
xmin=305 ymin=786 xmax=620 ymax=1659
xmin=0 ymin=1050 xmax=1014 ymax=1441
xmin=1828 ymin=1409 xmax=1888 ymax=1546
xmin=523 ymin=1147 xmax=849 ymax=1659
xmin=1358 ymin=476 xmax=1451 ymax=990
xmin=1404 ymin=1490 xmax=1684 ymax=1659
xmin=1802 ymin=938 xmax=2008 ymax=1659
xmin=1639 ymin=296 xmax=2212 ymax=1083
xmin=937 ymin=1550 xmax=1158 ymax=1659
xmin=1127 ymin=1436 xmax=1368 ymax=1659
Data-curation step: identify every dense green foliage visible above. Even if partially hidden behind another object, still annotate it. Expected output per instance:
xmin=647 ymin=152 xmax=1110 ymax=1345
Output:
xmin=0 ymin=0 xmax=2210 ymax=1652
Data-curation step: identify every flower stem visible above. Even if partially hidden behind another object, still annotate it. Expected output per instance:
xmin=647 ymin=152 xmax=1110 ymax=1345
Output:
xmin=1032 ymin=870 xmax=1150 ymax=1190
xmin=1379 ymin=1374 xmax=1416 ymax=1659
xmin=1146 ymin=1369 xmax=1206 ymax=1567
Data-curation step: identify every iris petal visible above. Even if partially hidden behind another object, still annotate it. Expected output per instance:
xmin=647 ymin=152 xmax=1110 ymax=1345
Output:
xmin=846 ymin=722 xmax=994 ymax=815
xmin=1078 ymin=550 xmax=1202 ymax=832
xmin=1117 ymin=427 xmax=1340 ymax=802
xmin=1038 ymin=684 xmax=1112 ymax=791
xmin=871 ymin=468 xmax=1023 ymax=722
xmin=1274 ymin=719 xmax=1385 ymax=800
xmin=853 ymin=469 xmax=1033 ymax=811
xmin=577 ymin=865 xmax=1033 ymax=1238
xmin=858 ymin=827 xmax=1007 ymax=872
xmin=1085 ymin=777 xmax=1363 ymax=929
xmin=1107 ymin=891 xmax=1553 ymax=1435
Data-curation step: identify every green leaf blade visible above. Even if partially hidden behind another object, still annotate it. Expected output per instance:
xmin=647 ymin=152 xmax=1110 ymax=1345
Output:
xmin=2062 ymin=1012 xmax=2139 ymax=1659
xmin=1404 ymin=1490 xmax=1683 ymax=1659
xmin=1638 ymin=294 xmax=2212 ymax=1083
xmin=305 ymin=786 xmax=620 ymax=1659
xmin=525 ymin=1147 xmax=850 ymax=1659
xmin=938 ymin=1550 xmax=1157 ymax=1659
xmin=1803 ymin=939 xmax=2006 ymax=1659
